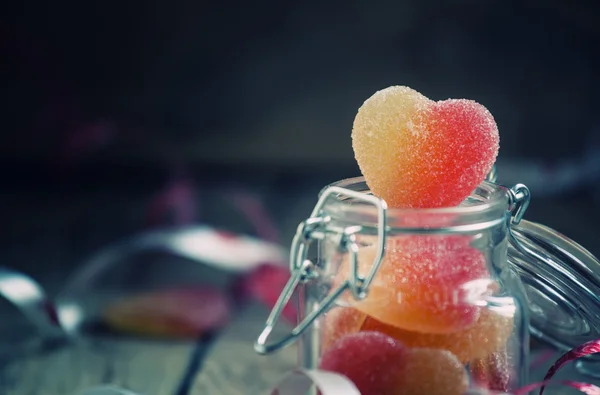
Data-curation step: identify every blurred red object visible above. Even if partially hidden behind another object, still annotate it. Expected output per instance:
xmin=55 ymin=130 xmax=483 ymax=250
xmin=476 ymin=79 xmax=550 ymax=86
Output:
xmin=102 ymin=263 xmax=295 ymax=339
xmin=147 ymin=175 xmax=198 ymax=227
xmin=103 ymin=287 xmax=231 ymax=339
xmin=234 ymin=263 xmax=297 ymax=324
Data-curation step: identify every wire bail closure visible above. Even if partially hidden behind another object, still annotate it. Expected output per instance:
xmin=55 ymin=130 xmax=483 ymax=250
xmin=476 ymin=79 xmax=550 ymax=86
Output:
xmin=254 ymin=186 xmax=387 ymax=355
xmin=254 ymin=180 xmax=531 ymax=355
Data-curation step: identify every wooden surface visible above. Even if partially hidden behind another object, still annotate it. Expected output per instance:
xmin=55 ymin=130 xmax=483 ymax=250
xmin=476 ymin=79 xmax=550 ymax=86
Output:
xmin=191 ymin=304 xmax=296 ymax=395
xmin=1 ymin=338 xmax=195 ymax=395
xmin=0 ymin=302 xmax=597 ymax=395
xmin=0 ymin=304 xmax=295 ymax=395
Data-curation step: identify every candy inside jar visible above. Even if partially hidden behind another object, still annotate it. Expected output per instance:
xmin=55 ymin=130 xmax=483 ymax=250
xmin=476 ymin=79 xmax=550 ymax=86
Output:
xmin=255 ymin=85 xmax=600 ymax=395
xmin=257 ymin=175 xmax=600 ymax=395
xmin=301 ymin=177 xmax=530 ymax=395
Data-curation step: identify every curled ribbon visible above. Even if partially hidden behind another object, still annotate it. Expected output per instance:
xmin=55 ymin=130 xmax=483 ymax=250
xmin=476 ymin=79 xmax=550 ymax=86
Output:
xmin=514 ymin=380 xmax=600 ymax=395
xmin=270 ymin=369 xmax=360 ymax=395
xmin=536 ymin=339 xmax=600 ymax=395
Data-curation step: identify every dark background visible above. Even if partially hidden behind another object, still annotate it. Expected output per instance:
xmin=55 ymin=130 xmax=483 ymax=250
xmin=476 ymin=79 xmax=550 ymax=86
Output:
xmin=1 ymin=0 xmax=600 ymax=292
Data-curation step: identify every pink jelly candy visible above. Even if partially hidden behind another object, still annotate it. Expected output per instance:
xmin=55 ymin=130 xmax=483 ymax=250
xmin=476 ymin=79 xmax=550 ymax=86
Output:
xmin=319 ymin=331 xmax=468 ymax=395
xmin=337 ymin=235 xmax=490 ymax=334
xmin=469 ymin=350 xmax=511 ymax=392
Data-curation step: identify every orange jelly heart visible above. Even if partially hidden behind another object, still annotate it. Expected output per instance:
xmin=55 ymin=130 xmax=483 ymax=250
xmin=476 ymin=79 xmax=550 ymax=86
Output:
xmin=323 ymin=307 xmax=513 ymax=363
xmin=362 ymin=310 xmax=513 ymax=363
xmin=352 ymin=86 xmax=499 ymax=208
xmin=337 ymin=234 xmax=489 ymax=334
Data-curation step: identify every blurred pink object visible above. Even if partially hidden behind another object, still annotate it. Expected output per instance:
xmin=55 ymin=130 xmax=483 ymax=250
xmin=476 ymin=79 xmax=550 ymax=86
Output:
xmin=103 ymin=286 xmax=231 ymax=338
xmin=147 ymin=175 xmax=198 ymax=227
xmin=60 ymin=119 xmax=118 ymax=158
xmin=234 ymin=263 xmax=297 ymax=324
xmin=226 ymin=189 xmax=280 ymax=243
xmin=32 ymin=93 xmax=119 ymax=166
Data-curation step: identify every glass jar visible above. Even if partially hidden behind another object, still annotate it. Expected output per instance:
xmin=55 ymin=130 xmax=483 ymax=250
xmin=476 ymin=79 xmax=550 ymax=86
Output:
xmin=256 ymin=176 xmax=600 ymax=395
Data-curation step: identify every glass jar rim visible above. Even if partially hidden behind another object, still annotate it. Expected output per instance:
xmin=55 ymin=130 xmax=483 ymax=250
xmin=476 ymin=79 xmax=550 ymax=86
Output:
xmin=319 ymin=176 xmax=510 ymax=232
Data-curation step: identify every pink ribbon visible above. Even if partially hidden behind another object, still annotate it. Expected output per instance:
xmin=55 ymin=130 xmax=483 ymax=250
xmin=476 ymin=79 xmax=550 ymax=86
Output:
xmin=270 ymin=369 xmax=360 ymax=395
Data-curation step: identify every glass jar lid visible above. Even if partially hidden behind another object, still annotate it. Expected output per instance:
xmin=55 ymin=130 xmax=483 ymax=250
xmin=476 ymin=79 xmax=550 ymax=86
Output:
xmin=508 ymin=219 xmax=600 ymax=352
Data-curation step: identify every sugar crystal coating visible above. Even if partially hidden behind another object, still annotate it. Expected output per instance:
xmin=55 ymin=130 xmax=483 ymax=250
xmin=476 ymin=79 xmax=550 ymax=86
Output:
xmin=469 ymin=350 xmax=511 ymax=392
xmin=352 ymin=86 xmax=499 ymax=208
xmin=362 ymin=309 xmax=514 ymax=363
xmin=322 ymin=306 xmax=367 ymax=352
xmin=319 ymin=331 xmax=409 ymax=395
xmin=319 ymin=331 xmax=468 ymax=395
xmin=322 ymin=306 xmax=513 ymax=363
xmin=338 ymin=235 xmax=489 ymax=333
xmin=400 ymin=348 xmax=469 ymax=395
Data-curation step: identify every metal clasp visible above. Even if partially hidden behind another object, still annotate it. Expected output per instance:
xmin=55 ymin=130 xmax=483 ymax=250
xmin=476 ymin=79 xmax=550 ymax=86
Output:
xmin=507 ymin=182 xmax=562 ymax=277
xmin=254 ymin=186 xmax=387 ymax=355
xmin=507 ymin=183 xmax=534 ymax=254
xmin=508 ymin=183 xmax=530 ymax=226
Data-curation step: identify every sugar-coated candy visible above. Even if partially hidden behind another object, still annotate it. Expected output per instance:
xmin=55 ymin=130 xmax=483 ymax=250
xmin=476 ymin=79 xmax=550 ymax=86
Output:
xmin=322 ymin=306 xmax=367 ymax=352
xmin=319 ymin=331 xmax=468 ymax=395
xmin=352 ymin=86 xmax=499 ymax=208
xmin=338 ymin=235 xmax=489 ymax=334
xmin=362 ymin=309 xmax=513 ymax=363
xmin=469 ymin=350 xmax=511 ymax=392
xmin=319 ymin=331 xmax=408 ymax=395
xmin=400 ymin=347 xmax=469 ymax=395
xmin=322 ymin=306 xmax=512 ymax=363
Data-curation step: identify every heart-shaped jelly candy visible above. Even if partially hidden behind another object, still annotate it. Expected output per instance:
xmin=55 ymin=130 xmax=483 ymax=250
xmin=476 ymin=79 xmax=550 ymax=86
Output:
xmin=352 ymin=86 xmax=499 ymax=208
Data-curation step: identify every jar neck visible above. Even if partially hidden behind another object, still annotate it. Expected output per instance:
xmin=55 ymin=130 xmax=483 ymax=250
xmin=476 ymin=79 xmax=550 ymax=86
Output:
xmin=320 ymin=177 xmax=511 ymax=234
